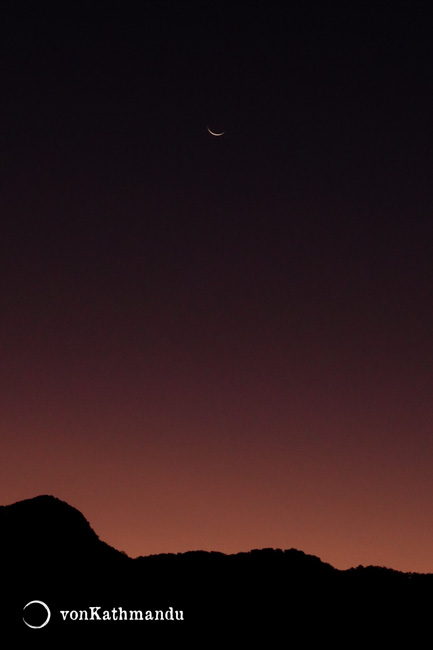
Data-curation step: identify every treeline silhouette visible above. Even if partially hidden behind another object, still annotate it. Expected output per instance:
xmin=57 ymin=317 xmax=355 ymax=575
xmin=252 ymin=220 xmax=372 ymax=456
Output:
xmin=1 ymin=495 xmax=431 ymax=643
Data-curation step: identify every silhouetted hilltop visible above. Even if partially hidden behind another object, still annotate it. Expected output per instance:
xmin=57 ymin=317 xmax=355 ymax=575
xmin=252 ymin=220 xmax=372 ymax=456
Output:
xmin=1 ymin=494 xmax=126 ymax=565
xmin=1 ymin=495 xmax=432 ymax=642
xmin=1 ymin=495 xmax=131 ymax=610
xmin=2 ymin=495 xmax=95 ymax=551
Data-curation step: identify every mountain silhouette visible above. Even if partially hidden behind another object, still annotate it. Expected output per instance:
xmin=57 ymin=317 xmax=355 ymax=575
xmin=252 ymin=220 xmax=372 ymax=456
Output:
xmin=1 ymin=495 xmax=129 ymax=593
xmin=1 ymin=495 xmax=431 ymax=642
xmin=1 ymin=495 xmax=122 ymax=560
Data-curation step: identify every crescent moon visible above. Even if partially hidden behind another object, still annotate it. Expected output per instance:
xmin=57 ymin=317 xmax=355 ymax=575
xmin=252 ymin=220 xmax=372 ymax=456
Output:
xmin=207 ymin=127 xmax=225 ymax=137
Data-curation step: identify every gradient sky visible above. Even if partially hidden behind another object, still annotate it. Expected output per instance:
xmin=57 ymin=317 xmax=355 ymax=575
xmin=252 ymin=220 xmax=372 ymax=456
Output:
xmin=1 ymin=3 xmax=433 ymax=573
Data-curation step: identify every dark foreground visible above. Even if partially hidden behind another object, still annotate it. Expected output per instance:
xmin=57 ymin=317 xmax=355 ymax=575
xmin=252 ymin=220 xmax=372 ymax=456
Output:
xmin=1 ymin=496 xmax=431 ymax=643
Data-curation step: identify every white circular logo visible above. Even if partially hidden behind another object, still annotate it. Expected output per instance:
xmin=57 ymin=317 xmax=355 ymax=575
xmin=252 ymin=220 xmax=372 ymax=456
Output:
xmin=23 ymin=600 xmax=51 ymax=629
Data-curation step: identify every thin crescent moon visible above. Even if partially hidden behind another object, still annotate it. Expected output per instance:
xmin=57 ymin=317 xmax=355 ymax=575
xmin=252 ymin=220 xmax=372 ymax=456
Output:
xmin=207 ymin=127 xmax=225 ymax=137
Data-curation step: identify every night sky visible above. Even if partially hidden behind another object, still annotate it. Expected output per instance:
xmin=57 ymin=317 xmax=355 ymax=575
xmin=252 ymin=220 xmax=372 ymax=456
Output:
xmin=1 ymin=3 xmax=433 ymax=572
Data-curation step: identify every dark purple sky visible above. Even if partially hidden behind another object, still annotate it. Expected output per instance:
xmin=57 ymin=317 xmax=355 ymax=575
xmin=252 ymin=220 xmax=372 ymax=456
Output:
xmin=1 ymin=3 xmax=433 ymax=572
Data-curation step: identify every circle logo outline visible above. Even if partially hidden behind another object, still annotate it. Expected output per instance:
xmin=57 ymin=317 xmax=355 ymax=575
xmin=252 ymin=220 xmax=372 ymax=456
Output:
xmin=23 ymin=600 xmax=51 ymax=629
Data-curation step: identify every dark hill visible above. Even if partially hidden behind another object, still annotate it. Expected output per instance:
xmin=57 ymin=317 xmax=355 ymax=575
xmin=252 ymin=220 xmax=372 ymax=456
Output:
xmin=1 ymin=495 xmax=128 ymax=578
xmin=2 ymin=495 xmax=112 ymax=556
xmin=1 ymin=495 xmax=431 ymax=642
